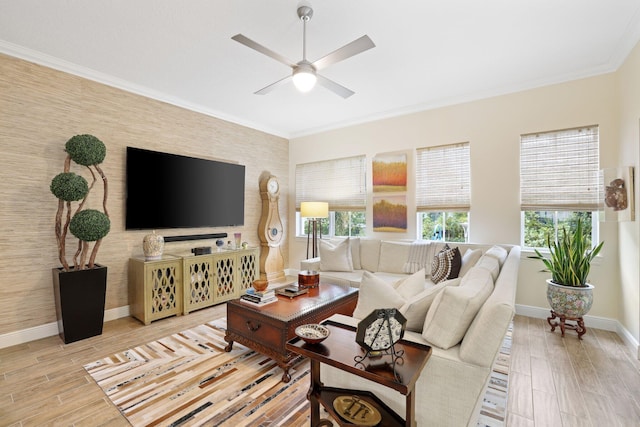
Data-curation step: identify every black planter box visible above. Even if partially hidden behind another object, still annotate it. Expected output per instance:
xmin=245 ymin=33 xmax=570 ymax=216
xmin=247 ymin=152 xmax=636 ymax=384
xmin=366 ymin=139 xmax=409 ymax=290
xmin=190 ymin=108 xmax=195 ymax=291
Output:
xmin=52 ymin=265 xmax=107 ymax=344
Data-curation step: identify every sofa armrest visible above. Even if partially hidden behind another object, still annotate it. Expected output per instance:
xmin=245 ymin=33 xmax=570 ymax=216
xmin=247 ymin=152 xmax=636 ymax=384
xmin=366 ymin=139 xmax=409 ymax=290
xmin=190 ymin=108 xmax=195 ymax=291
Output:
xmin=300 ymin=257 xmax=321 ymax=271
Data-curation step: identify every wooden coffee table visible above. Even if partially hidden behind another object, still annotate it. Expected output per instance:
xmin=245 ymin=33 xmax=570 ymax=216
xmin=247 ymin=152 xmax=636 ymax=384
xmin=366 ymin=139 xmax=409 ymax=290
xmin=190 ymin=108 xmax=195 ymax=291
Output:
xmin=224 ymin=283 xmax=358 ymax=382
xmin=287 ymin=320 xmax=432 ymax=427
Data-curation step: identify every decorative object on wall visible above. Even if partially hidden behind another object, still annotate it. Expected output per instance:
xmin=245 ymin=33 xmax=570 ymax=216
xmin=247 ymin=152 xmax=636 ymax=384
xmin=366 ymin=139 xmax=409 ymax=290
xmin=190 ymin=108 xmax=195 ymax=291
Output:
xmin=599 ymin=166 xmax=635 ymax=222
xmin=372 ymin=195 xmax=407 ymax=232
xmin=301 ymin=201 xmax=329 ymax=258
xmin=49 ymin=134 xmax=110 ymax=343
xmin=231 ymin=4 xmax=375 ymax=98
xmin=142 ymin=231 xmax=164 ymax=260
xmin=372 ymin=152 xmax=407 ymax=192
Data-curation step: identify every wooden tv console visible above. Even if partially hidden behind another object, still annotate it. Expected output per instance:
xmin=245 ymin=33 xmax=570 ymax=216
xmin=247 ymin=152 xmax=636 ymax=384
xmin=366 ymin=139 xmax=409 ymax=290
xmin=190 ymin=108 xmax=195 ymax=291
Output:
xmin=128 ymin=247 xmax=259 ymax=325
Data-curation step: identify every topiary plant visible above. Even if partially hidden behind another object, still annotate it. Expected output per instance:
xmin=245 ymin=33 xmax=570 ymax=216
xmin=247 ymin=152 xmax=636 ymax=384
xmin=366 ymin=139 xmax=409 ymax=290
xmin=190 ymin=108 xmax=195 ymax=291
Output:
xmin=50 ymin=134 xmax=110 ymax=271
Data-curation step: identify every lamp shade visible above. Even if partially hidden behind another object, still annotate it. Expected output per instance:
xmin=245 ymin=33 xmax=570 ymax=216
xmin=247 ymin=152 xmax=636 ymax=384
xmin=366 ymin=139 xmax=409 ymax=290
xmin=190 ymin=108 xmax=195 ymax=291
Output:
xmin=300 ymin=202 xmax=328 ymax=218
xmin=292 ymin=65 xmax=317 ymax=92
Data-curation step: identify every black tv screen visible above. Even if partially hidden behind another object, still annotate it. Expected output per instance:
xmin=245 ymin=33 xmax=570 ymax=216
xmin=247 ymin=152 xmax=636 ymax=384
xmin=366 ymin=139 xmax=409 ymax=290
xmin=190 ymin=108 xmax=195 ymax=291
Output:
xmin=126 ymin=147 xmax=245 ymax=230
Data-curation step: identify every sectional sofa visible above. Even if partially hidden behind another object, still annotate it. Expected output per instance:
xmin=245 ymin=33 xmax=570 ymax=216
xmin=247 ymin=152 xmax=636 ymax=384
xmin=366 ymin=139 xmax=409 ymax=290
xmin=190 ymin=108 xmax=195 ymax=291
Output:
xmin=300 ymin=238 xmax=520 ymax=426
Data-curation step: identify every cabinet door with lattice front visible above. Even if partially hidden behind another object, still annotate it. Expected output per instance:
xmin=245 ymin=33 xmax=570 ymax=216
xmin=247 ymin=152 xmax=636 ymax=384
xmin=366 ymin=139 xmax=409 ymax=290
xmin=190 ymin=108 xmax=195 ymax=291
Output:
xmin=183 ymin=255 xmax=215 ymax=314
xmin=213 ymin=253 xmax=237 ymax=302
xmin=237 ymin=248 xmax=259 ymax=292
xmin=145 ymin=260 xmax=182 ymax=322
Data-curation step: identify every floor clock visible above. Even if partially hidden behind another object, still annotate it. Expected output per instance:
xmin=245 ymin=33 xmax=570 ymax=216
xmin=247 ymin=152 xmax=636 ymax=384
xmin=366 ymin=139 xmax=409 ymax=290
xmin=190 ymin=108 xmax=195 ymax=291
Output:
xmin=258 ymin=174 xmax=285 ymax=283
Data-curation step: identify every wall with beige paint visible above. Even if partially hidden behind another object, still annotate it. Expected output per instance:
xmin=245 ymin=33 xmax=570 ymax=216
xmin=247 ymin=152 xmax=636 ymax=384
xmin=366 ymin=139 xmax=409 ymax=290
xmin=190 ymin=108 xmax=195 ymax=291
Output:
xmin=289 ymin=71 xmax=629 ymax=329
xmin=616 ymin=41 xmax=640 ymax=343
xmin=0 ymin=54 xmax=289 ymax=337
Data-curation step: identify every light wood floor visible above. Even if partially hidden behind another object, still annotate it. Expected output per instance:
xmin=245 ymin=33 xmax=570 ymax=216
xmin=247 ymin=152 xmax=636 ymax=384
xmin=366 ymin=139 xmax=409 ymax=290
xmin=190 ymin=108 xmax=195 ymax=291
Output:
xmin=1 ymin=310 xmax=639 ymax=426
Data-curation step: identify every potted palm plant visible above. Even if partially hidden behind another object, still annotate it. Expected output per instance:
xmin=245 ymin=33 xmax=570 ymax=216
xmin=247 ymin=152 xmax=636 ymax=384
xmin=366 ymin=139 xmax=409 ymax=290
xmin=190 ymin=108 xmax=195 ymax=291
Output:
xmin=50 ymin=134 xmax=110 ymax=343
xmin=529 ymin=218 xmax=603 ymax=338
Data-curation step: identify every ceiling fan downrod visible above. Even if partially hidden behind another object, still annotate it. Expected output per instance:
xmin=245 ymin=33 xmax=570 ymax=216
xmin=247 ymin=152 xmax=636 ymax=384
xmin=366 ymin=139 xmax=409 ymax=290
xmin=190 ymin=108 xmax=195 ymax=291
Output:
xmin=298 ymin=6 xmax=313 ymax=61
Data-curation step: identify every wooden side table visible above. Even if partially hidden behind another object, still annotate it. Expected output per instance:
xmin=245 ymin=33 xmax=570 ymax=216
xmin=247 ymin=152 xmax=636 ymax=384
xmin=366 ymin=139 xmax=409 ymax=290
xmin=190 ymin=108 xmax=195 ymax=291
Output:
xmin=287 ymin=320 xmax=432 ymax=427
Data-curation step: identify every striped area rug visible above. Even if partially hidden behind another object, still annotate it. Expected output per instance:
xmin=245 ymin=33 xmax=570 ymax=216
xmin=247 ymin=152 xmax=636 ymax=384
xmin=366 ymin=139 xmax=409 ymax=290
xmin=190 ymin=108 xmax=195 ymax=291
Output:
xmin=85 ymin=318 xmax=510 ymax=426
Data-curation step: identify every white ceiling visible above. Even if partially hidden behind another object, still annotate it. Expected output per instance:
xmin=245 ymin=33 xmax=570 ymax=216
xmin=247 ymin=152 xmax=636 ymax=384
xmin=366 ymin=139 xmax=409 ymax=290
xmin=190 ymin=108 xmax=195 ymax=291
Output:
xmin=2 ymin=1 xmax=640 ymax=139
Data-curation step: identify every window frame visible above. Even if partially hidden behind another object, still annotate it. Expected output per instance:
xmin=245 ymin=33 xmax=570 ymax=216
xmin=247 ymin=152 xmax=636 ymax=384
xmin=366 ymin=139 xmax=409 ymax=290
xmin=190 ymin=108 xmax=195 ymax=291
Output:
xmin=520 ymin=125 xmax=600 ymax=250
xmin=296 ymin=210 xmax=366 ymax=239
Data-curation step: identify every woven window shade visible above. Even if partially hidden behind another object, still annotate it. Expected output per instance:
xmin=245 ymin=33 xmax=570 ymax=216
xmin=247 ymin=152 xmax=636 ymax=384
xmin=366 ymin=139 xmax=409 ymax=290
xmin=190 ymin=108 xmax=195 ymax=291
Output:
xmin=416 ymin=143 xmax=470 ymax=211
xmin=520 ymin=126 xmax=599 ymax=211
xmin=295 ymin=155 xmax=366 ymax=211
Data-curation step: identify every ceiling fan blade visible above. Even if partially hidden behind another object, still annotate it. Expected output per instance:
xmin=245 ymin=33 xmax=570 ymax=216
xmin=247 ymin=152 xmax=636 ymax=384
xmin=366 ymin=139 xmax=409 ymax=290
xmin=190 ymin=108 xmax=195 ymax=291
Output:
xmin=316 ymin=74 xmax=355 ymax=99
xmin=231 ymin=34 xmax=297 ymax=68
xmin=312 ymin=35 xmax=375 ymax=71
xmin=254 ymin=75 xmax=292 ymax=95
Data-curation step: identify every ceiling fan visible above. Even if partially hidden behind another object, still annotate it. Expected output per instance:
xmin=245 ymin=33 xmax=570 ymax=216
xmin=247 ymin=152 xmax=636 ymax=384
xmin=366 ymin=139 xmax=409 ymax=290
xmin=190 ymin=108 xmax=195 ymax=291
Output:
xmin=232 ymin=4 xmax=375 ymax=98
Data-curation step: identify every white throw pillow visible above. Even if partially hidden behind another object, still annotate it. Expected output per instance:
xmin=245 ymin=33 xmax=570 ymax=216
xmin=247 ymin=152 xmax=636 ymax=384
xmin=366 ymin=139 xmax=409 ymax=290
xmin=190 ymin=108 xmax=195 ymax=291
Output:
xmin=459 ymin=249 xmax=483 ymax=277
xmin=350 ymin=237 xmax=361 ymax=270
xmin=421 ymin=268 xmax=493 ymax=349
xmin=399 ymin=277 xmax=461 ymax=332
xmin=484 ymin=245 xmax=508 ymax=266
xmin=378 ymin=241 xmax=411 ymax=273
xmin=393 ymin=268 xmax=427 ymax=300
xmin=474 ymin=255 xmax=500 ymax=282
xmin=319 ymin=239 xmax=353 ymax=272
xmin=353 ymin=271 xmax=407 ymax=319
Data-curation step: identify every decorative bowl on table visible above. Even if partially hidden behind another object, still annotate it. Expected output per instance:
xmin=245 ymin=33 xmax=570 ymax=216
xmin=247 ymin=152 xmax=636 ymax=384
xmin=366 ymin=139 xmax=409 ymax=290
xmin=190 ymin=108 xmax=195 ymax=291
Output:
xmin=252 ymin=279 xmax=269 ymax=292
xmin=295 ymin=324 xmax=330 ymax=344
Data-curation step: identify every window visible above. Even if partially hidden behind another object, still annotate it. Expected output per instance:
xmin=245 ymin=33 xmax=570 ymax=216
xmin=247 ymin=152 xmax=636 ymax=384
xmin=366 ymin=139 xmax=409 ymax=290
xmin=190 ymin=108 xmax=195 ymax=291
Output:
xmin=416 ymin=143 xmax=470 ymax=242
xmin=520 ymin=126 xmax=600 ymax=248
xmin=418 ymin=212 xmax=468 ymax=242
xmin=298 ymin=211 xmax=366 ymax=238
xmin=296 ymin=155 xmax=367 ymax=238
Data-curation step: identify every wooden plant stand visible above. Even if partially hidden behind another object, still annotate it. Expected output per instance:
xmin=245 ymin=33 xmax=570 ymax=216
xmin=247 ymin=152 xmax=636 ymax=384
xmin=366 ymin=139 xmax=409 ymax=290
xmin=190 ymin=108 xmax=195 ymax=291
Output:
xmin=547 ymin=310 xmax=586 ymax=339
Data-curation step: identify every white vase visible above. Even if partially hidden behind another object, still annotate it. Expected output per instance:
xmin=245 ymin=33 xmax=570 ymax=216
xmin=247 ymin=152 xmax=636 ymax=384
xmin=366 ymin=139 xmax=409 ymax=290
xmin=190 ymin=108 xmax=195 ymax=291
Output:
xmin=143 ymin=231 xmax=164 ymax=260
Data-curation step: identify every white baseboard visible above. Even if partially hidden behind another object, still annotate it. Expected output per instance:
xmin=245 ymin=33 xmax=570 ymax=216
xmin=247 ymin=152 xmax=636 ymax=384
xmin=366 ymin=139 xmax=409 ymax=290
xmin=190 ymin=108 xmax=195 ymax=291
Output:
xmin=515 ymin=304 xmax=639 ymax=358
xmin=0 ymin=305 xmax=130 ymax=349
xmin=3 ymin=301 xmax=638 ymax=360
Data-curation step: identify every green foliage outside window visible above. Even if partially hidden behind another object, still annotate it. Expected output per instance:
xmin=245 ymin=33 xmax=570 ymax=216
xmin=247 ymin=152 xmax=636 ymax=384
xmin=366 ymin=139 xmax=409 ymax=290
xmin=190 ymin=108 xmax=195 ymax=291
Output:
xmin=523 ymin=211 xmax=593 ymax=248
xmin=420 ymin=212 xmax=468 ymax=242
xmin=302 ymin=211 xmax=365 ymax=238
xmin=334 ymin=211 xmax=366 ymax=236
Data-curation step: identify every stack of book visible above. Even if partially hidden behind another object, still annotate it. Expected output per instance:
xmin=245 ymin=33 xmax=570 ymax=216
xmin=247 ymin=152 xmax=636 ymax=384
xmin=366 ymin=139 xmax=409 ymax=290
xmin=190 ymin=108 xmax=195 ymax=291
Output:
xmin=240 ymin=289 xmax=277 ymax=307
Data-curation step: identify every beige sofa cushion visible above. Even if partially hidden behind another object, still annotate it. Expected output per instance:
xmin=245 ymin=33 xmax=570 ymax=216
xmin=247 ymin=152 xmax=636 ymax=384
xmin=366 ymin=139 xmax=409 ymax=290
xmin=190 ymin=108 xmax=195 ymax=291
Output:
xmin=484 ymin=245 xmax=508 ymax=266
xmin=353 ymin=269 xmax=425 ymax=319
xmin=459 ymin=248 xmax=483 ymax=277
xmin=350 ymin=237 xmax=361 ymax=270
xmin=475 ymin=255 xmax=500 ymax=282
xmin=421 ymin=267 xmax=493 ymax=349
xmin=399 ymin=277 xmax=461 ymax=332
xmin=319 ymin=239 xmax=353 ymax=272
xmin=393 ymin=268 xmax=427 ymax=299
xmin=352 ymin=271 xmax=407 ymax=319
xmin=359 ymin=239 xmax=381 ymax=272
xmin=378 ymin=241 xmax=411 ymax=273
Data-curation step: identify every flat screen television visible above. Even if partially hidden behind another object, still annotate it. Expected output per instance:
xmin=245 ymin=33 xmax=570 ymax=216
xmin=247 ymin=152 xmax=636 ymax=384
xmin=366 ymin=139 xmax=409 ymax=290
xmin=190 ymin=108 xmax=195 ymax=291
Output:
xmin=125 ymin=147 xmax=245 ymax=230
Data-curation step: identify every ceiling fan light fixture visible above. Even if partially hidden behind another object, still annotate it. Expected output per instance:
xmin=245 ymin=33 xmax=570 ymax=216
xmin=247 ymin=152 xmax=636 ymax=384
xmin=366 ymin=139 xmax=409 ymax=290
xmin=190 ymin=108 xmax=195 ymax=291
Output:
xmin=292 ymin=65 xmax=317 ymax=92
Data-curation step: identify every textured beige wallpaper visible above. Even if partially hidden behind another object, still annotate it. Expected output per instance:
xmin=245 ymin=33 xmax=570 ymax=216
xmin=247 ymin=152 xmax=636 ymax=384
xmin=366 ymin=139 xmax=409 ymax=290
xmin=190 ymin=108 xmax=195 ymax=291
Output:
xmin=0 ymin=53 xmax=289 ymax=336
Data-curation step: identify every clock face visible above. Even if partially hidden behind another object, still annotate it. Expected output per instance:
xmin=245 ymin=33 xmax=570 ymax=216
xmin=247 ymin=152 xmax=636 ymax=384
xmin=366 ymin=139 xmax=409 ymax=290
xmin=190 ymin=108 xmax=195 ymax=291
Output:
xmin=356 ymin=308 xmax=407 ymax=352
xmin=267 ymin=177 xmax=279 ymax=194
